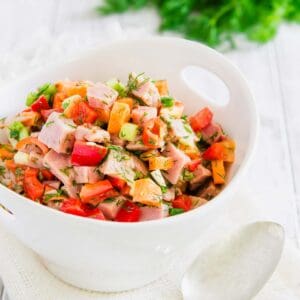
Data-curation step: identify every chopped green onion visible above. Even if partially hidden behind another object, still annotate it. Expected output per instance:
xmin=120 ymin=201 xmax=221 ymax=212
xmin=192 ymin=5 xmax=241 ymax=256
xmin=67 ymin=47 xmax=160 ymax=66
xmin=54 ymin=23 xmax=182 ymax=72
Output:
xmin=161 ymin=96 xmax=174 ymax=107
xmin=169 ymin=208 xmax=184 ymax=216
xmin=26 ymin=83 xmax=57 ymax=106
xmin=8 ymin=121 xmax=29 ymax=141
xmin=106 ymin=79 xmax=127 ymax=97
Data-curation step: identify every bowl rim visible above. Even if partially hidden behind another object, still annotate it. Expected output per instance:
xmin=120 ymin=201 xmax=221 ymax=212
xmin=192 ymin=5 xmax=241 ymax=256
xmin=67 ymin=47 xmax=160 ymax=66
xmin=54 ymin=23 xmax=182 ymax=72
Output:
xmin=0 ymin=36 xmax=259 ymax=229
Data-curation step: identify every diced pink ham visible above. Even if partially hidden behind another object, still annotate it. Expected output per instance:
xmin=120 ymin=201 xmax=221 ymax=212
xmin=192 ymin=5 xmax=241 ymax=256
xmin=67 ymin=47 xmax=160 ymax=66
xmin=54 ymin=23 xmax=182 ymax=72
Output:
xmin=75 ymin=125 xmax=110 ymax=143
xmin=100 ymin=148 xmax=147 ymax=185
xmin=43 ymin=180 xmax=61 ymax=189
xmin=197 ymin=181 xmax=220 ymax=200
xmin=99 ymin=196 xmax=125 ymax=220
xmin=110 ymin=134 xmax=126 ymax=147
xmin=190 ymin=196 xmax=208 ymax=209
xmin=201 ymin=122 xmax=224 ymax=144
xmin=73 ymin=166 xmax=102 ymax=184
xmin=189 ymin=165 xmax=211 ymax=191
xmin=139 ymin=205 xmax=169 ymax=221
xmin=162 ymin=187 xmax=175 ymax=201
xmin=126 ymin=136 xmax=150 ymax=151
xmin=43 ymin=150 xmax=79 ymax=199
xmin=131 ymin=106 xmax=157 ymax=125
xmin=38 ymin=112 xmax=76 ymax=154
xmin=190 ymin=165 xmax=211 ymax=185
xmin=28 ymin=152 xmax=44 ymax=168
xmin=87 ymin=82 xmax=118 ymax=109
xmin=132 ymin=80 xmax=160 ymax=107
xmin=162 ymin=143 xmax=191 ymax=184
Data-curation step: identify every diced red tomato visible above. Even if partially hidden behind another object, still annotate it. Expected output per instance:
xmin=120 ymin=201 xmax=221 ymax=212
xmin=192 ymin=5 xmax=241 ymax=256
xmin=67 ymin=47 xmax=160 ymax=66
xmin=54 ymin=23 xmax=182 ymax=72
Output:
xmin=68 ymin=101 xmax=98 ymax=125
xmin=189 ymin=107 xmax=213 ymax=132
xmin=86 ymin=207 xmax=106 ymax=220
xmin=40 ymin=169 xmax=54 ymax=180
xmin=31 ymin=95 xmax=50 ymax=112
xmin=172 ymin=195 xmax=192 ymax=212
xmin=202 ymin=143 xmax=225 ymax=160
xmin=187 ymin=159 xmax=202 ymax=172
xmin=23 ymin=168 xmax=45 ymax=201
xmin=108 ymin=176 xmax=126 ymax=191
xmin=60 ymin=198 xmax=87 ymax=216
xmin=142 ymin=118 xmax=166 ymax=148
xmin=80 ymin=180 xmax=114 ymax=205
xmin=115 ymin=201 xmax=141 ymax=222
xmin=41 ymin=108 xmax=63 ymax=121
xmin=71 ymin=141 xmax=107 ymax=166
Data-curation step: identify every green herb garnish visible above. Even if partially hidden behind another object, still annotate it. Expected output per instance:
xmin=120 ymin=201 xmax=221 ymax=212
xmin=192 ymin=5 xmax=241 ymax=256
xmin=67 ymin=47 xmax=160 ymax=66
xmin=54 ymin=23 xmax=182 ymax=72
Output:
xmin=161 ymin=96 xmax=174 ymax=107
xmin=98 ymin=0 xmax=300 ymax=48
xmin=59 ymin=166 xmax=73 ymax=176
xmin=0 ymin=166 xmax=6 ymax=177
xmin=9 ymin=121 xmax=29 ymax=141
xmin=182 ymin=169 xmax=195 ymax=181
xmin=169 ymin=207 xmax=184 ymax=216
xmin=26 ymin=83 xmax=56 ymax=106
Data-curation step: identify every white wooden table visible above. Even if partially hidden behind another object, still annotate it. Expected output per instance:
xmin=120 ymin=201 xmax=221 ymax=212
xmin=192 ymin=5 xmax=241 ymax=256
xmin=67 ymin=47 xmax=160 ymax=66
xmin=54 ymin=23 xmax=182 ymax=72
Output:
xmin=0 ymin=0 xmax=300 ymax=297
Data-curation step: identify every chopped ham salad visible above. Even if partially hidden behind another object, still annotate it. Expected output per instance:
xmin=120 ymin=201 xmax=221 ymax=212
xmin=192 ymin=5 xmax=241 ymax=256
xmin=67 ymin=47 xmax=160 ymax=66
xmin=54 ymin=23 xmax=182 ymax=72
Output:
xmin=0 ymin=73 xmax=235 ymax=222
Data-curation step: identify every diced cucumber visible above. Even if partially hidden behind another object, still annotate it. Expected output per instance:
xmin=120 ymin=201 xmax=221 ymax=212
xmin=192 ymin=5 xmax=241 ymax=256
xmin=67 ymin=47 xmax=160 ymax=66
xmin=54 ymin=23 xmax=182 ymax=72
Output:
xmin=150 ymin=170 xmax=166 ymax=187
xmin=106 ymin=79 xmax=127 ymax=97
xmin=119 ymin=123 xmax=139 ymax=142
xmin=8 ymin=121 xmax=29 ymax=141
xmin=19 ymin=127 xmax=29 ymax=140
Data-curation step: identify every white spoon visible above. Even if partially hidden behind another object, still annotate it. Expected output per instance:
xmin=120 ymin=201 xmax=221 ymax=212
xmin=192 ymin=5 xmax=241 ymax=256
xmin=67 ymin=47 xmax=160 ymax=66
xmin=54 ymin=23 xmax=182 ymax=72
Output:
xmin=182 ymin=222 xmax=284 ymax=300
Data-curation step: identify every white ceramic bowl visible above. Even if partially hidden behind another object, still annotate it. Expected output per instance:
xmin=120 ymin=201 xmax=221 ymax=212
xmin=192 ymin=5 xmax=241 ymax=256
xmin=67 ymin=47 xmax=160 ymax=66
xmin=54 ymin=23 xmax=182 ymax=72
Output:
xmin=0 ymin=37 xmax=258 ymax=292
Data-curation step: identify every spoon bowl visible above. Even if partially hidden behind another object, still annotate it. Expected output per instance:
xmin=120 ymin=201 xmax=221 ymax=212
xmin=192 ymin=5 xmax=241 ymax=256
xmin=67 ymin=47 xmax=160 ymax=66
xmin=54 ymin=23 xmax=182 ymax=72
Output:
xmin=182 ymin=222 xmax=284 ymax=300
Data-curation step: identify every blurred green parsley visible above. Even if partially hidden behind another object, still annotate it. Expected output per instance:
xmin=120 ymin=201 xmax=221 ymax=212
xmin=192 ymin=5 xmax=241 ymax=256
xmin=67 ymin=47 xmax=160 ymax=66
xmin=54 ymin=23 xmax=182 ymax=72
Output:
xmin=97 ymin=0 xmax=300 ymax=48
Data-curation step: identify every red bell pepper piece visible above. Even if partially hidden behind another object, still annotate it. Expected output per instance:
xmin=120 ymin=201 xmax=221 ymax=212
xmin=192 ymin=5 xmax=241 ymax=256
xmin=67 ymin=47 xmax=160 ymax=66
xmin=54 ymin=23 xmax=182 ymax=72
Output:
xmin=31 ymin=95 xmax=50 ymax=112
xmin=80 ymin=180 xmax=114 ymax=205
xmin=68 ymin=102 xmax=98 ymax=125
xmin=23 ymin=168 xmax=45 ymax=201
xmin=189 ymin=107 xmax=213 ymax=132
xmin=85 ymin=207 xmax=106 ymax=220
xmin=187 ymin=159 xmax=202 ymax=172
xmin=60 ymin=198 xmax=87 ymax=216
xmin=172 ymin=195 xmax=192 ymax=212
xmin=41 ymin=108 xmax=63 ymax=121
xmin=115 ymin=201 xmax=141 ymax=222
xmin=71 ymin=141 xmax=107 ymax=166
xmin=202 ymin=143 xmax=225 ymax=160
xmin=108 ymin=176 xmax=127 ymax=191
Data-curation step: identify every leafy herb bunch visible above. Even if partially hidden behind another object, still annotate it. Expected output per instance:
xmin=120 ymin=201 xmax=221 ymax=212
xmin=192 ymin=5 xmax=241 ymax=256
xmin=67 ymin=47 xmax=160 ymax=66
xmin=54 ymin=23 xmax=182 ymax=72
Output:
xmin=97 ymin=0 xmax=300 ymax=48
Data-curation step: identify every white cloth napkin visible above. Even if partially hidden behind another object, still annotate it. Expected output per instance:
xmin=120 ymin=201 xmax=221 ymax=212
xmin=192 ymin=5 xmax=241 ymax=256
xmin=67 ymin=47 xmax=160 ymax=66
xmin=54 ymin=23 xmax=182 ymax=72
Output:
xmin=0 ymin=189 xmax=299 ymax=300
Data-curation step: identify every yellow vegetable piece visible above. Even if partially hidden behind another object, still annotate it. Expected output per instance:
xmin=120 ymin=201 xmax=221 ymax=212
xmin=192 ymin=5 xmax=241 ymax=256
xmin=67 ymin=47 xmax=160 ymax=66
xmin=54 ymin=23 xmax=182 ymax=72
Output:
xmin=155 ymin=80 xmax=169 ymax=96
xmin=140 ymin=149 xmax=160 ymax=161
xmin=212 ymin=160 xmax=226 ymax=185
xmin=95 ymin=108 xmax=110 ymax=123
xmin=132 ymin=178 xmax=162 ymax=207
xmin=148 ymin=156 xmax=173 ymax=171
xmin=219 ymin=139 xmax=235 ymax=163
xmin=116 ymin=97 xmax=134 ymax=111
xmin=56 ymin=81 xmax=87 ymax=97
xmin=107 ymin=102 xmax=131 ymax=134
xmin=178 ymin=142 xmax=200 ymax=159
